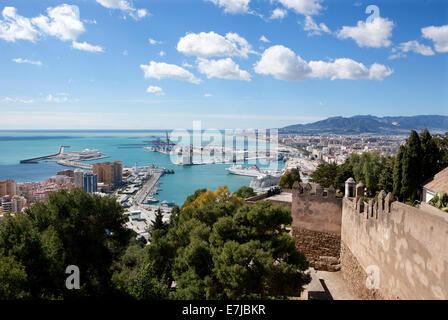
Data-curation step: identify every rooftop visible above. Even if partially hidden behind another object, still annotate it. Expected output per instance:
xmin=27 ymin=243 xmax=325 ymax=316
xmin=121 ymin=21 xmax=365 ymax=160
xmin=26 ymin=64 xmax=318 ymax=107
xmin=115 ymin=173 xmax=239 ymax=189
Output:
xmin=423 ymin=167 xmax=448 ymax=194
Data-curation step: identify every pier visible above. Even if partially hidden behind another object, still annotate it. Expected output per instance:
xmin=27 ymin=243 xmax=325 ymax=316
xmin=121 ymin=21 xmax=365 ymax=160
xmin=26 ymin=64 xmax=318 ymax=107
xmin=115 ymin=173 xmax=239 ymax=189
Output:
xmin=133 ymin=171 xmax=164 ymax=205
xmin=20 ymin=146 xmax=69 ymax=163
xmin=56 ymin=160 xmax=93 ymax=170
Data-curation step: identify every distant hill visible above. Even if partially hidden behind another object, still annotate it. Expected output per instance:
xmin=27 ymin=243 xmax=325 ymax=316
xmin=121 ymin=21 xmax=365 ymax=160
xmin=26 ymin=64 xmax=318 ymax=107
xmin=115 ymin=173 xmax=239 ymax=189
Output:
xmin=280 ymin=115 xmax=448 ymax=135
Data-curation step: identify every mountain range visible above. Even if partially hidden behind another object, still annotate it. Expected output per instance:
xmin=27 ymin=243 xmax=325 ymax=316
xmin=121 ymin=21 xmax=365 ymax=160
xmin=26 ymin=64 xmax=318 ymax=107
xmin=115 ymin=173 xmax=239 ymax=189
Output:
xmin=280 ymin=115 xmax=448 ymax=135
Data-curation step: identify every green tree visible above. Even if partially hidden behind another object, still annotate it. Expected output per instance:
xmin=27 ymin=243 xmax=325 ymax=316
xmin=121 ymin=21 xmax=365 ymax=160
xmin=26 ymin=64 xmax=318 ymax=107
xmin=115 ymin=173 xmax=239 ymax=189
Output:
xmin=378 ymin=156 xmax=394 ymax=194
xmin=140 ymin=187 xmax=310 ymax=300
xmin=420 ymin=128 xmax=441 ymax=182
xmin=401 ymin=130 xmax=423 ymax=201
xmin=0 ymin=255 xmax=28 ymax=299
xmin=149 ymin=208 xmax=168 ymax=239
xmin=393 ymin=145 xmax=405 ymax=200
xmin=278 ymin=168 xmax=302 ymax=189
xmin=310 ymin=162 xmax=338 ymax=188
xmin=234 ymin=186 xmax=256 ymax=199
xmin=0 ymin=189 xmax=134 ymax=298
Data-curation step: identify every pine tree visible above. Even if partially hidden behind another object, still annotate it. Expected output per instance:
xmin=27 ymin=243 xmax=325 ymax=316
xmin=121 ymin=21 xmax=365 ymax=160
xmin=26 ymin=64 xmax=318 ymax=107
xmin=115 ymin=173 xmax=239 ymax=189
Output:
xmin=149 ymin=209 xmax=168 ymax=239
xmin=401 ymin=130 xmax=422 ymax=201
xmin=420 ymin=128 xmax=441 ymax=182
xmin=393 ymin=145 xmax=405 ymax=200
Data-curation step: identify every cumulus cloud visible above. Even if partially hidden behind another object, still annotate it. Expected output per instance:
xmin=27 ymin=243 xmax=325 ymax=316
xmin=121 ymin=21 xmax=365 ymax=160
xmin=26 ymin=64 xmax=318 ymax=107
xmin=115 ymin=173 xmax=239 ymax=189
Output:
xmin=389 ymin=40 xmax=435 ymax=59
xmin=422 ymin=24 xmax=448 ymax=53
xmin=303 ymin=16 xmax=331 ymax=36
xmin=146 ymin=86 xmax=165 ymax=96
xmin=96 ymin=0 xmax=148 ymax=19
xmin=309 ymin=59 xmax=393 ymax=80
xmin=205 ymin=0 xmax=251 ymax=14
xmin=337 ymin=17 xmax=394 ymax=48
xmin=72 ymin=41 xmax=104 ymax=53
xmin=0 ymin=5 xmax=103 ymax=53
xmin=177 ymin=31 xmax=253 ymax=58
xmin=277 ymin=0 xmax=324 ymax=16
xmin=12 ymin=58 xmax=42 ymax=66
xmin=32 ymin=4 xmax=85 ymax=42
xmin=197 ymin=58 xmax=251 ymax=81
xmin=159 ymin=51 xmax=166 ymax=57
xmin=254 ymin=45 xmax=393 ymax=81
xmin=140 ymin=61 xmax=201 ymax=84
xmin=270 ymin=8 xmax=287 ymax=20
xmin=254 ymin=45 xmax=311 ymax=81
xmin=260 ymin=35 xmax=270 ymax=43
xmin=0 ymin=7 xmax=39 ymax=42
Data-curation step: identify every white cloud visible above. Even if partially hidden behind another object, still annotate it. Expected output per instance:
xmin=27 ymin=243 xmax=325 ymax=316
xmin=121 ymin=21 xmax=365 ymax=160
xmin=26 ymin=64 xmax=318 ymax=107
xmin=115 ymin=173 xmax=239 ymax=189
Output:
xmin=254 ymin=45 xmax=393 ymax=81
xmin=303 ymin=16 xmax=331 ymax=36
xmin=337 ymin=17 xmax=394 ymax=48
xmin=149 ymin=38 xmax=162 ymax=45
xmin=46 ymin=93 xmax=69 ymax=103
xmin=96 ymin=0 xmax=148 ymax=19
xmin=254 ymin=45 xmax=311 ymax=81
xmin=137 ymin=9 xmax=148 ymax=18
xmin=140 ymin=61 xmax=201 ymax=84
xmin=389 ymin=40 xmax=435 ymax=59
xmin=422 ymin=24 xmax=448 ymax=53
xmin=277 ymin=0 xmax=324 ymax=16
xmin=0 ymin=5 xmax=103 ymax=53
xmin=204 ymin=93 xmax=213 ymax=97
xmin=260 ymin=35 xmax=270 ymax=43
xmin=197 ymin=58 xmax=251 ymax=81
xmin=12 ymin=58 xmax=42 ymax=66
xmin=309 ymin=59 xmax=393 ymax=80
xmin=72 ymin=41 xmax=104 ymax=53
xmin=182 ymin=62 xmax=193 ymax=68
xmin=146 ymin=86 xmax=165 ymax=96
xmin=159 ymin=50 xmax=166 ymax=57
xmin=0 ymin=7 xmax=39 ymax=42
xmin=32 ymin=4 xmax=85 ymax=42
xmin=205 ymin=0 xmax=251 ymax=14
xmin=177 ymin=31 xmax=253 ymax=58
xmin=270 ymin=8 xmax=287 ymax=20
xmin=2 ymin=97 xmax=34 ymax=104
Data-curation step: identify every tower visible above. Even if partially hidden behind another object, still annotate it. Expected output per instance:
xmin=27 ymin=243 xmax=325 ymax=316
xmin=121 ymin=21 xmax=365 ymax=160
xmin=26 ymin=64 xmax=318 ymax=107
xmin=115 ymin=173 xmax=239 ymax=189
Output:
xmin=345 ymin=177 xmax=356 ymax=197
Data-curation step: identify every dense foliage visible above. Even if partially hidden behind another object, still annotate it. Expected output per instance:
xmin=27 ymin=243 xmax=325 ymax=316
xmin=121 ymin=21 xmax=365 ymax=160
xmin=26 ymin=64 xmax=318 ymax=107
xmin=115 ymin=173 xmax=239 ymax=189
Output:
xmin=278 ymin=168 xmax=302 ymax=189
xmin=0 ymin=189 xmax=134 ymax=299
xmin=310 ymin=129 xmax=446 ymax=201
xmin=428 ymin=192 xmax=448 ymax=211
xmin=0 ymin=186 xmax=310 ymax=300
xmin=120 ymin=186 xmax=310 ymax=300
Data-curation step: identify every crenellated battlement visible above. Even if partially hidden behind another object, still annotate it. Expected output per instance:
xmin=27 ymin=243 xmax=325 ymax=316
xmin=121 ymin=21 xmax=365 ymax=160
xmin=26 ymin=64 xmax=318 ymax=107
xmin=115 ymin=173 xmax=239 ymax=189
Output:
xmin=341 ymin=179 xmax=448 ymax=300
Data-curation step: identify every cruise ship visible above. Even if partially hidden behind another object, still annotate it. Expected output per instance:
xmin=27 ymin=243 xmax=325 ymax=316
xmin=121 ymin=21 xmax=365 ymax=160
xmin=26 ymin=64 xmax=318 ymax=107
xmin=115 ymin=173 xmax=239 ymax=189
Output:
xmin=226 ymin=164 xmax=283 ymax=177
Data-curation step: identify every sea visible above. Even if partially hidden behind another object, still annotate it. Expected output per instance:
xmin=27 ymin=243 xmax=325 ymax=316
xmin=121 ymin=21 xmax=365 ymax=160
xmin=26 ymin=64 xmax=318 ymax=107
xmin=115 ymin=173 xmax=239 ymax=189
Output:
xmin=0 ymin=131 xmax=282 ymax=206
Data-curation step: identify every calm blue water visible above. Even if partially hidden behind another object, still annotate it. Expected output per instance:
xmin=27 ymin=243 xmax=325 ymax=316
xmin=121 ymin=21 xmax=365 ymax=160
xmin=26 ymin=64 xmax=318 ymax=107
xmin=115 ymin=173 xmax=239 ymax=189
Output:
xmin=0 ymin=131 xmax=279 ymax=205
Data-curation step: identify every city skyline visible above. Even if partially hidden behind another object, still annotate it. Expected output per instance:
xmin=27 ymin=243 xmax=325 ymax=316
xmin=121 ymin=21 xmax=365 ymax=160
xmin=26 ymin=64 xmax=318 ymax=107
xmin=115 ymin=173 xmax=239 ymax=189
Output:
xmin=0 ymin=0 xmax=447 ymax=129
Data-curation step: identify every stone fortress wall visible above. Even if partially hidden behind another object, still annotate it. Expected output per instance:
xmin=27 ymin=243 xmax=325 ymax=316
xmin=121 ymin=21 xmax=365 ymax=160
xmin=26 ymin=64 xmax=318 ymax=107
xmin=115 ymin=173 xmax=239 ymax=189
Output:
xmin=291 ymin=182 xmax=342 ymax=271
xmin=290 ymin=179 xmax=448 ymax=299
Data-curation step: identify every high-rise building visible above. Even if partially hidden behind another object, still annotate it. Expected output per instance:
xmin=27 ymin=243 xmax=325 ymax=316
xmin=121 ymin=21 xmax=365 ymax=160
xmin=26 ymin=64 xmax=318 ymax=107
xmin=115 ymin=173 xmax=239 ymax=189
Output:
xmin=93 ymin=161 xmax=123 ymax=187
xmin=0 ymin=180 xmax=17 ymax=197
xmin=74 ymin=169 xmax=84 ymax=189
xmin=83 ymin=173 xmax=98 ymax=194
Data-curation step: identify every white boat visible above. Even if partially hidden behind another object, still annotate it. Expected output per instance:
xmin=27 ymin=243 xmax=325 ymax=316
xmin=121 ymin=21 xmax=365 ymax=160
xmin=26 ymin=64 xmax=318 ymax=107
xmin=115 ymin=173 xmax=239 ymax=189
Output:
xmin=226 ymin=164 xmax=262 ymax=177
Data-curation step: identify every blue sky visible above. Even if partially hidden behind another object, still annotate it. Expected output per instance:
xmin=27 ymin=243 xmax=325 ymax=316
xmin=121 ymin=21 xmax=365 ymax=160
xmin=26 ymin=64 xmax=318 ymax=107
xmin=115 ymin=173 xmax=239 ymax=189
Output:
xmin=0 ymin=0 xmax=447 ymax=129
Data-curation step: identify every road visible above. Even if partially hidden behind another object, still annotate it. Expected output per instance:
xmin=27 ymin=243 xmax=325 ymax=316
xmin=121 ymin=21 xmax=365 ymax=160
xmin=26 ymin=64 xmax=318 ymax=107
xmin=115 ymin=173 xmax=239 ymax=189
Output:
xmin=133 ymin=171 xmax=163 ymax=205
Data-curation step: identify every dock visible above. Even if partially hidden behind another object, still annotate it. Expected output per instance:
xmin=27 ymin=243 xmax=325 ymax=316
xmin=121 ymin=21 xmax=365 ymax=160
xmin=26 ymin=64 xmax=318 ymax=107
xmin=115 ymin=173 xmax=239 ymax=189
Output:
xmin=20 ymin=146 xmax=69 ymax=163
xmin=56 ymin=160 xmax=93 ymax=170
xmin=133 ymin=171 xmax=164 ymax=205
